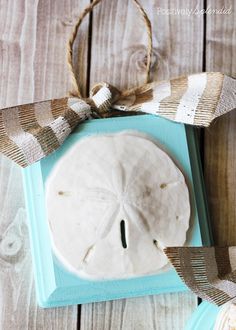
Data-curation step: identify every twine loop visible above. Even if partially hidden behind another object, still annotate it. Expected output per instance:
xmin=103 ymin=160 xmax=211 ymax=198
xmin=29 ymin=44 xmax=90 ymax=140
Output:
xmin=67 ymin=0 xmax=153 ymax=98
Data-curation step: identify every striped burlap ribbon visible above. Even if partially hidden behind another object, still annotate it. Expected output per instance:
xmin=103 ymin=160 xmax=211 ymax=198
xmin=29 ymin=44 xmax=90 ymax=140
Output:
xmin=165 ymin=247 xmax=236 ymax=306
xmin=1 ymin=0 xmax=236 ymax=306
xmin=1 ymin=73 xmax=235 ymax=167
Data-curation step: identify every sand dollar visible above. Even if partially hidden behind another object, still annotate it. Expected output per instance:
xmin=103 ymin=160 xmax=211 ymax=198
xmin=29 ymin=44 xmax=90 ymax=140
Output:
xmin=214 ymin=303 xmax=236 ymax=330
xmin=46 ymin=132 xmax=190 ymax=279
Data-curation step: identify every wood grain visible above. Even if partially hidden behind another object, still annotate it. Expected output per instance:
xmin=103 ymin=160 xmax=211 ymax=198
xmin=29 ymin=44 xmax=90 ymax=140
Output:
xmin=0 ymin=157 xmax=78 ymax=329
xmin=0 ymin=0 xmax=235 ymax=329
xmin=0 ymin=0 xmax=89 ymax=329
xmin=0 ymin=0 xmax=89 ymax=108
xmin=89 ymin=0 xmax=204 ymax=91
xmin=204 ymin=0 xmax=236 ymax=245
xmin=81 ymin=0 xmax=204 ymax=328
xmin=80 ymin=293 xmax=196 ymax=330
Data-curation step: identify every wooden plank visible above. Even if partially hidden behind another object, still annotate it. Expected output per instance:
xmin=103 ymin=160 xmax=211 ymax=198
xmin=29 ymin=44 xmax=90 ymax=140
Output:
xmin=0 ymin=0 xmax=89 ymax=328
xmin=80 ymin=293 xmax=197 ymax=330
xmin=89 ymin=0 xmax=204 ymax=90
xmin=82 ymin=0 xmax=204 ymax=328
xmin=0 ymin=157 xmax=78 ymax=329
xmin=0 ymin=0 xmax=89 ymax=108
xmin=204 ymin=0 xmax=236 ymax=245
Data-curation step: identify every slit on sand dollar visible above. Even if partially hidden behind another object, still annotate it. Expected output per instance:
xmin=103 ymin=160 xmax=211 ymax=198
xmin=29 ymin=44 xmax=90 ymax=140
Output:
xmin=83 ymin=245 xmax=95 ymax=264
xmin=46 ymin=131 xmax=190 ymax=280
xmin=120 ymin=220 xmax=128 ymax=249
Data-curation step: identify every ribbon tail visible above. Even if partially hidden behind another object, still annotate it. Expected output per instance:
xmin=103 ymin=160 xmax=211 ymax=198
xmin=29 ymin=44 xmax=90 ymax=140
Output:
xmin=214 ymin=75 xmax=236 ymax=119
xmin=0 ymin=97 xmax=91 ymax=167
xmin=164 ymin=247 xmax=236 ymax=306
xmin=115 ymin=72 xmax=236 ymax=127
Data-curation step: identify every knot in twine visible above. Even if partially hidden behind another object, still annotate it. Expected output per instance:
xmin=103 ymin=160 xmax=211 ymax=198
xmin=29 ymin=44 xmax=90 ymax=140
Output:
xmin=67 ymin=83 xmax=121 ymax=119
xmin=89 ymin=83 xmax=121 ymax=115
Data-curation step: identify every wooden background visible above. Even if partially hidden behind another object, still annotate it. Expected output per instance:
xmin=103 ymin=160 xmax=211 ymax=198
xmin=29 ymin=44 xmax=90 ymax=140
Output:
xmin=0 ymin=0 xmax=235 ymax=329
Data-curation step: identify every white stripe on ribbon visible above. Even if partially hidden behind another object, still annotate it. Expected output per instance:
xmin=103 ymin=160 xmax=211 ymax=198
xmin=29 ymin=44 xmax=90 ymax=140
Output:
xmin=34 ymin=101 xmax=55 ymax=127
xmin=229 ymin=247 xmax=236 ymax=271
xmin=48 ymin=117 xmax=72 ymax=145
xmin=2 ymin=107 xmax=45 ymax=164
xmin=207 ymin=247 xmax=236 ymax=299
xmin=213 ymin=278 xmax=236 ymax=298
xmin=140 ymin=81 xmax=171 ymax=114
xmin=68 ymin=98 xmax=91 ymax=119
xmin=48 ymin=99 xmax=91 ymax=145
xmin=175 ymin=73 xmax=207 ymax=124
xmin=91 ymin=86 xmax=111 ymax=108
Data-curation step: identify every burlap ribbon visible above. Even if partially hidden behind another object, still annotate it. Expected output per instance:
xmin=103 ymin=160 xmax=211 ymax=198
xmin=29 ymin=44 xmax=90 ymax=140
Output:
xmin=1 ymin=0 xmax=236 ymax=306
xmin=165 ymin=247 xmax=236 ymax=306
xmin=0 ymin=73 xmax=235 ymax=167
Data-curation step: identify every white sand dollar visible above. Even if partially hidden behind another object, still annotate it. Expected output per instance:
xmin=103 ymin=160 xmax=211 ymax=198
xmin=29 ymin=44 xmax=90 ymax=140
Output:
xmin=46 ymin=132 xmax=190 ymax=279
xmin=214 ymin=303 xmax=236 ymax=330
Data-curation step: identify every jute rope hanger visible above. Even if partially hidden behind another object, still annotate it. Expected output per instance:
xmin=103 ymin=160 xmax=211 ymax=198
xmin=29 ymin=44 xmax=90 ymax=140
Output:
xmin=67 ymin=0 xmax=153 ymax=98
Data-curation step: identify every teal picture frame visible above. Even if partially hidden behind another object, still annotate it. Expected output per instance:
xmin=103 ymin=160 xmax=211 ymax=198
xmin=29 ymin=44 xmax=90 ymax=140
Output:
xmin=185 ymin=302 xmax=219 ymax=330
xmin=22 ymin=115 xmax=211 ymax=307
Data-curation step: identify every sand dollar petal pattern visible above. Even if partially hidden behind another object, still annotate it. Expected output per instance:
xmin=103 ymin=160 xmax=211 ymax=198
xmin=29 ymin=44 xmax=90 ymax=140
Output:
xmin=46 ymin=132 xmax=190 ymax=279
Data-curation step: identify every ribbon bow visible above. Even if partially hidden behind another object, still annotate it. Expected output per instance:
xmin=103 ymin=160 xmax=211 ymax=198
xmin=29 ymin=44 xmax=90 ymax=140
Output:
xmin=0 ymin=72 xmax=236 ymax=168
xmin=1 ymin=0 xmax=236 ymax=308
